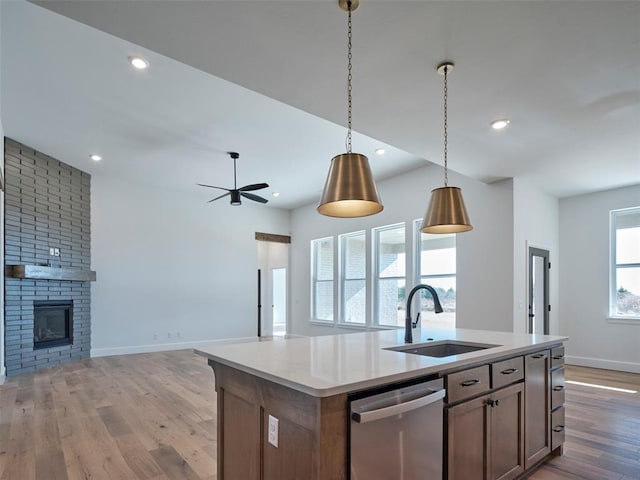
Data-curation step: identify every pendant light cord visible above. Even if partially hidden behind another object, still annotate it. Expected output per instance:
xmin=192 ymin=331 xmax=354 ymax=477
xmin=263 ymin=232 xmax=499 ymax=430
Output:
xmin=345 ymin=1 xmax=353 ymax=153
xmin=443 ymin=64 xmax=449 ymax=187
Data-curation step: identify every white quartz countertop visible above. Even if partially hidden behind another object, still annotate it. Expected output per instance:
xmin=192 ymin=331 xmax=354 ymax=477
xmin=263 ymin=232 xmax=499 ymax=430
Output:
xmin=194 ymin=327 xmax=567 ymax=397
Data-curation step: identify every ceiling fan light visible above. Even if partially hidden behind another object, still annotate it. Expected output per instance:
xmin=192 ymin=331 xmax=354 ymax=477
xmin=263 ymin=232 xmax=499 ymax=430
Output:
xmin=230 ymin=190 xmax=242 ymax=205
xmin=422 ymin=186 xmax=473 ymax=234
xmin=317 ymin=152 xmax=383 ymax=217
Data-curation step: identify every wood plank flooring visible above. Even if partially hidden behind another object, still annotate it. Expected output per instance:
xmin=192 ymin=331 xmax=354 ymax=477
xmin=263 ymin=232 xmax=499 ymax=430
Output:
xmin=1 ymin=350 xmax=638 ymax=479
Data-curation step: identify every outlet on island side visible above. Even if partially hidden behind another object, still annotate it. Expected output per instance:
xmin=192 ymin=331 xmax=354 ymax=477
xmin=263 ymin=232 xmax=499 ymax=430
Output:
xmin=268 ymin=415 xmax=279 ymax=448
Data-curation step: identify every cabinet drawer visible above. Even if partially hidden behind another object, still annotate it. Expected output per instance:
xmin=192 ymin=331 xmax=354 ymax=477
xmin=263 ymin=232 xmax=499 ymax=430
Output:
xmin=446 ymin=365 xmax=490 ymax=404
xmin=551 ymin=407 xmax=565 ymax=450
xmin=551 ymin=347 xmax=565 ymax=369
xmin=551 ymin=367 xmax=565 ymax=410
xmin=491 ymin=356 xmax=524 ymax=389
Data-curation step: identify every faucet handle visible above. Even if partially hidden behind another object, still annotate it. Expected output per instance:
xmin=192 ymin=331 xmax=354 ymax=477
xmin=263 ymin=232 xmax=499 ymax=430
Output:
xmin=411 ymin=312 xmax=421 ymax=328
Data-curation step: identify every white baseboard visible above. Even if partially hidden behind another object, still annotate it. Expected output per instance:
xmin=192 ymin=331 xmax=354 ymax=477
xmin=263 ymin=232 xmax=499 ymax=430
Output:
xmin=565 ymin=355 xmax=640 ymax=374
xmin=90 ymin=337 xmax=258 ymax=358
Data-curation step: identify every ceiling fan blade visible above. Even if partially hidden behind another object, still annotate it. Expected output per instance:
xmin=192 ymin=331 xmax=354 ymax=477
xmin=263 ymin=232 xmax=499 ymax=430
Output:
xmin=238 ymin=183 xmax=269 ymax=192
xmin=208 ymin=192 xmax=231 ymax=203
xmin=198 ymin=183 xmax=230 ymax=191
xmin=241 ymin=192 xmax=268 ymax=204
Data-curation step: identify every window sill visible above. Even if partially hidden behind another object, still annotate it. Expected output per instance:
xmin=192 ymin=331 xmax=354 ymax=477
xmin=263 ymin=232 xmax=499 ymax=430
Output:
xmin=607 ymin=317 xmax=640 ymax=325
xmin=309 ymin=321 xmax=395 ymax=332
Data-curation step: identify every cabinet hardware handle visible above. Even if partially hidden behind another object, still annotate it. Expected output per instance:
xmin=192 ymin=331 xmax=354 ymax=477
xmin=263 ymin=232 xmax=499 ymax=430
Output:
xmin=501 ymin=368 xmax=519 ymax=375
xmin=553 ymin=386 xmax=565 ymax=391
xmin=487 ymin=399 xmax=500 ymax=407
xmin=553 ymin=425 xmax=565 ymax=433
xmin=532 ymin=354 xmax=545 ymax=359
xmin=460 ymin=379 xmax=480 ymax=387
xmin=552 ymin=355 xmax=564 ymax=360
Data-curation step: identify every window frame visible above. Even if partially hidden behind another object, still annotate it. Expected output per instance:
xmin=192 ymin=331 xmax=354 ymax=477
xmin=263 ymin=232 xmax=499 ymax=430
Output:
xmin=339 ymin=230 xmax=368 ymax=326
xmin=373 ymin=223 xmax=407 ymax=327
xmin=414 ymin=219 xmax=457 ymax=323
xmin=609 ymin=207 xmax=640 ymax=321
xmin=310 ymin=236 xmax=335 ymax=323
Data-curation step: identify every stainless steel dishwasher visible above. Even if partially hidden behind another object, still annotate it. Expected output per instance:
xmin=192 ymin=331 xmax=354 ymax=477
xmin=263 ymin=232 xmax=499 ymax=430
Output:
xmin=350 ymin=378 xmax=445 ymax=480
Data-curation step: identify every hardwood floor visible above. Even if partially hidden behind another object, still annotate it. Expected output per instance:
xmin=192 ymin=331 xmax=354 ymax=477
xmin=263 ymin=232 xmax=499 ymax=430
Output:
xmin=0 ymin=351 xmax=638 ymax=479
xmin=528 ymin=365 xmax=640 ymax=480
xmin=0 ymin=351 xmax=218 ymax=480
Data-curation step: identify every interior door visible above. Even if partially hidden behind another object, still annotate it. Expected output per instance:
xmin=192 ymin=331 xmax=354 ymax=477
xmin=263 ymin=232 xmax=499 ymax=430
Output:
xmin=528 ymin=248 xmax=550 ymax=335
xmin=256 ymin=236 xmax=290 ymax=337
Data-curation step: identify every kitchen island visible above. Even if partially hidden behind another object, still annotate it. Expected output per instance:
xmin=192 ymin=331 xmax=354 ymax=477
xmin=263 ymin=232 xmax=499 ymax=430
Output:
xmin=195 ymin=327 xmax=567 ymax=480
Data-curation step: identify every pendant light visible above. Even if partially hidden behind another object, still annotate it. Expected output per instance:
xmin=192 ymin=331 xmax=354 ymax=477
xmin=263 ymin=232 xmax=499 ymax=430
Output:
xmin=422 ymin=62 xmax=473 ymax=234
xmin=318 ymin=0 xmax=383 ymax=218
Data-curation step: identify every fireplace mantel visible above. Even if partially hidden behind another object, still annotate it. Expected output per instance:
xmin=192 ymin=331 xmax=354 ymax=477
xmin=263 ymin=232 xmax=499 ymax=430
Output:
xmin=6 ymin=265 xmax=97 ymax=282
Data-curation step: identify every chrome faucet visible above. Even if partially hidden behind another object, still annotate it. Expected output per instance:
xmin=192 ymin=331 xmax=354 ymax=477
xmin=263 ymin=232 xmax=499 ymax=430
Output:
xmin=405 ymin=284 xmax=444 ymax=343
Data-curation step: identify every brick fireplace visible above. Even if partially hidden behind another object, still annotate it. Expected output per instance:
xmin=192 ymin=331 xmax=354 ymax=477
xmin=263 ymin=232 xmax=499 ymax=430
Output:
xmin=4 ymin=138 xmax=92 ymax=376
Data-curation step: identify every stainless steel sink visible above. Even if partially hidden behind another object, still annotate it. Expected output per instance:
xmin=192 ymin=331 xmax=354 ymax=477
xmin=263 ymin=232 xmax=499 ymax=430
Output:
xmin=385 ymin=340 xmax=499 ymax=358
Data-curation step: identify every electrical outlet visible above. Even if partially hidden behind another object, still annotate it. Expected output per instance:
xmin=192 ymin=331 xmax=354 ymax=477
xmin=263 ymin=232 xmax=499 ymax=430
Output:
xmin=54 ymin=248 xmax=60 ymax=257
xmin=49 ymin=248 xmax=55 ymax=256
xmin=268 ymin=415 xmax=279 ymax=447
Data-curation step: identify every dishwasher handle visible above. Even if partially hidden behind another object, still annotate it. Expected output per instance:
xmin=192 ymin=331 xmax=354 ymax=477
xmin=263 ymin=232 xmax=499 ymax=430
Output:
xmin=352 ymin=388 xmax=445 ymax=424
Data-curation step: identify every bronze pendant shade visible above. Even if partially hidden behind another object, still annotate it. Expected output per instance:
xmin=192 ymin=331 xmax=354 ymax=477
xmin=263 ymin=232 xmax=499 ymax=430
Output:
xmin=422 ymin=186 xmax=472 ymax=233
xmin=317 ymin=152 xmax=383 ymax=217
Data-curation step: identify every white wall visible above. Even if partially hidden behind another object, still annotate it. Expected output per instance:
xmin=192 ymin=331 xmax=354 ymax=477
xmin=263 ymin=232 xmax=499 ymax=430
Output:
xmin=289 ymin=163 xmax=515 ymax=337
xmin=559 ymin=184 xmax=640 ymax=373
xmin=513 ymin=179 xmax=560 ymax=334
xmin=91 ymin=175 xmax=290 ymax=356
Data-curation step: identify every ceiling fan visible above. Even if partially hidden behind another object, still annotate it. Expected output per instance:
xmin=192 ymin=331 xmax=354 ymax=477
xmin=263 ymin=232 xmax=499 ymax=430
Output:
xmin=198 ymin=152 xmax=269 ymax=206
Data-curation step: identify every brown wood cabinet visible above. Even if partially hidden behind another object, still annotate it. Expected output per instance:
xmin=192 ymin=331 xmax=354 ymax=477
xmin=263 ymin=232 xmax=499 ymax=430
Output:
xmin=209 ymin=361 xmax=348 ymax=480
xmin=549 ymin=346 xmax=566 ymax=455
xmin=446 ymin=381 xmax=525 ymax=480
xmin=524 ymin=350 xmax=551 ymax=468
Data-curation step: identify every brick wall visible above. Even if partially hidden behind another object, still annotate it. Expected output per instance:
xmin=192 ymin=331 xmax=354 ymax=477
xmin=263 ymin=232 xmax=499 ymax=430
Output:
xmin=4 ymin=138 xmax=91 ymax=375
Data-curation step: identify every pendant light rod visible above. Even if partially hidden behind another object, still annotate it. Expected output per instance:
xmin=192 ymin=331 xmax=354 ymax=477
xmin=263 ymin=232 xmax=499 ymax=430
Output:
xmin=437 ymin=62 xmax=454 ymax=187
xmin=346 ymin=0 xmax=353 ymax=153
xmin=229 ymin=151 xmax=239 ymax=189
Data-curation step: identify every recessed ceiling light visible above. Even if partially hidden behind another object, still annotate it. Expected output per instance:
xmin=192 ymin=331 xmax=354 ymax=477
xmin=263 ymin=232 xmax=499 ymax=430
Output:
xmin=89 ymin=154 xmax=102 ymax=162
xmin=272 ymin=192 xmax=280 ymax=197
xmin=375 ymin=148 xmax=386 ymax=156
xmin=491 ymin=119 xmax=510 ymax=130
xmin=128 ymin=56 xmax=149 ymax=70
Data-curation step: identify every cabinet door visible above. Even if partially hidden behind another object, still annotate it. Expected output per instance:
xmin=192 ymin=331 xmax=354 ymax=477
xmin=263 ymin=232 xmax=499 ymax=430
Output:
xmin=524 ymin=351 xmax=550 ymax=468
xmin=446 ymin=394 xmax=489 ymax=480
xmin=220 ymin=390 xmax=260 ymax=480
xmin=489 ymin=383 xmax=525 ymax=480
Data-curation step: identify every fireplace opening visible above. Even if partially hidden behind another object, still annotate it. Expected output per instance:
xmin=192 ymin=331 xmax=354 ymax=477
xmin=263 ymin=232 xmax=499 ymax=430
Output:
xmin=34 ymin=300 xmax=73 ymax=349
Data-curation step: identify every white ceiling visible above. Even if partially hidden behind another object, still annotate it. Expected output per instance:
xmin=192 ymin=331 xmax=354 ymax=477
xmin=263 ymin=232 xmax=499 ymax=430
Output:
xmin=2 ymin=0 xmax=639 ymax=210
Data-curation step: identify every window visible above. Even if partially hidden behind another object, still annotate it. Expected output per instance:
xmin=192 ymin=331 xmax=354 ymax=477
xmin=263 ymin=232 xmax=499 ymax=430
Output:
xmin=374 ymin=224 xmax=406 ymax=326
xmin=311 ymin=237 xmax=334 ymax=321
xmin=341 ymin=231 xmax=367 ymax=324
xmin=415 ymin=219 xmax=456 ymax=328
xmin=610 ymin=207 xmax=640 ymax=318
